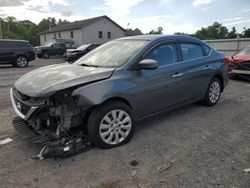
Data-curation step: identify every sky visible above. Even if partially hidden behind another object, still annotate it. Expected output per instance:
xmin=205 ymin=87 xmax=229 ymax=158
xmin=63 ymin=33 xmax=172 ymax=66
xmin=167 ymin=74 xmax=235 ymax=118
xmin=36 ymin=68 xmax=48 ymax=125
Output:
xmin=0 ymin=0 xmax=250 ymax=34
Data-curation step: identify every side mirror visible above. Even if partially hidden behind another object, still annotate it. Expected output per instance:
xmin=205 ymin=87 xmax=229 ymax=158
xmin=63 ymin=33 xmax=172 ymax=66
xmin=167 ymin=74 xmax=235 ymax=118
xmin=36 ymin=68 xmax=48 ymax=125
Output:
xmin=137 ymin=59 xmax=158 ymax=70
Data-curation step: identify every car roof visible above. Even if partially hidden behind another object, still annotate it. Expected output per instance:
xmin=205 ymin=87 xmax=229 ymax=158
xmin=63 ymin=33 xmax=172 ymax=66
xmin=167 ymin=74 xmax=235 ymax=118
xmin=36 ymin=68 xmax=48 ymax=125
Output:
xmin=118 ymin=34 xmax=202 ymax=43
xmin=0 ymin=39 xmax=28 ymax=43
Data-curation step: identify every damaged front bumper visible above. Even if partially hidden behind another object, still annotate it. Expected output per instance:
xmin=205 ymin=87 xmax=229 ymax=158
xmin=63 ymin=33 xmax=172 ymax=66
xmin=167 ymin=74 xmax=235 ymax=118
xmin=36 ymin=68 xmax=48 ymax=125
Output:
xmin=10 ymin=88 xmax=93 ymax=159
xmin=10 ymin=88 xmax=39 ymax=120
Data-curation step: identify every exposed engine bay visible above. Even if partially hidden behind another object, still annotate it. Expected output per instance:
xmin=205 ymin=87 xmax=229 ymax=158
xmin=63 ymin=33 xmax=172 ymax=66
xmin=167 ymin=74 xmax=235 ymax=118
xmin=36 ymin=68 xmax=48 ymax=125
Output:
xmin=11 ymin=87 xmax=92 ymax=159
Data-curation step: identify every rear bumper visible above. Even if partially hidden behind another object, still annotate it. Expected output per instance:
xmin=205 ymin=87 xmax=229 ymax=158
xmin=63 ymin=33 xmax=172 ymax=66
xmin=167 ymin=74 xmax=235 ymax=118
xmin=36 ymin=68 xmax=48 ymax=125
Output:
xmin=231 ymin=69 xmax=250 ymax=75
xmin=26 ymin=51 xmax=36 ymax=61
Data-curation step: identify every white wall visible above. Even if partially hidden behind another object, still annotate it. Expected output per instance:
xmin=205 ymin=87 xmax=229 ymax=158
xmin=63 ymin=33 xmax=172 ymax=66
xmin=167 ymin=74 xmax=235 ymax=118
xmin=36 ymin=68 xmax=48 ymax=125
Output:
xmin=40 ymin=29 xmax=82 ymax=47
xmin=81 ymin=18 xmax=125 ymax=44
xmin=205 ymin=38 xmax=250 ymax=56
xmin=39 ymin=17 xmax=125 ymax=47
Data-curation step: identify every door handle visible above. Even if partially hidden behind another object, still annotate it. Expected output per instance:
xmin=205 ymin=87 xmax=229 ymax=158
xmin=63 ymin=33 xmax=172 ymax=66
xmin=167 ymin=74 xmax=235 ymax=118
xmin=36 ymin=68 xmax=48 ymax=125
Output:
xmin=204 ymin=65 xmax=212 ymax=70
xmin=172 ymin=72 xmax=183 ymax=78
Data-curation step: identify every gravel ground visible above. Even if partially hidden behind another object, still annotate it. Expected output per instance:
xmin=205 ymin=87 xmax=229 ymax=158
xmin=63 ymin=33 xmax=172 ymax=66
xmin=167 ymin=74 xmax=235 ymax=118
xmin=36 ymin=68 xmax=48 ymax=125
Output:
xmin=0 ymin=59 xmax=249 ymax=188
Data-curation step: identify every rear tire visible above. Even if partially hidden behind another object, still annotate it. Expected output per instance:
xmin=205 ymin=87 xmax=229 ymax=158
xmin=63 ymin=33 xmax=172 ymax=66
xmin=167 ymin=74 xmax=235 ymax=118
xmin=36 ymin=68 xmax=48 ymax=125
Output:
xmin=87 ymin=101 xmax=135 ymax=149
xmin=203 ymin=77 xmax=221 ymax=106
xmin=14 ymin=56 xmax=29 ymax=67
xmin=43 ymin=53 xmax=49 ymax=59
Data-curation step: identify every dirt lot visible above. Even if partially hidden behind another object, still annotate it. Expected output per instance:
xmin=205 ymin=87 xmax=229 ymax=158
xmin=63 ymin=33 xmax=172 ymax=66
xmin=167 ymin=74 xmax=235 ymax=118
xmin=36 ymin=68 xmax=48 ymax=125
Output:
xmin=0 ymin=59 xmax=249 ymax=188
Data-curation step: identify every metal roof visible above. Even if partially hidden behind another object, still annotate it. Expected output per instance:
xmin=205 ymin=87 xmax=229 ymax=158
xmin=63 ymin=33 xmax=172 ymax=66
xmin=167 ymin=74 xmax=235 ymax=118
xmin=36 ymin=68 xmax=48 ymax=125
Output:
xmin=39 ymin=15 xmax=125 ymax=35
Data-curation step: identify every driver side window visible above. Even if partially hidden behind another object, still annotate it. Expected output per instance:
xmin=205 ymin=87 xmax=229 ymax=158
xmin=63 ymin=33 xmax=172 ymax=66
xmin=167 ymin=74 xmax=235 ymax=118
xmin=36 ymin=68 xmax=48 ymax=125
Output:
xmin=144 ymin=44 xmax=177 ymax=67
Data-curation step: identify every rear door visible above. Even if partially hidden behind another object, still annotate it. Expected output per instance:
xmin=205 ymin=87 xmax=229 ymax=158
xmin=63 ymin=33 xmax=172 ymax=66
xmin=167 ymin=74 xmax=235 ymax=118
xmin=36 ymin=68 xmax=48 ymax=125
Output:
xmin=175 ymin=42 xmax=212 ymax=101
xmin=50 ymin=43 xmax=65 ymax=55
xmin=0 ymin=41 xmax=15 ymax=62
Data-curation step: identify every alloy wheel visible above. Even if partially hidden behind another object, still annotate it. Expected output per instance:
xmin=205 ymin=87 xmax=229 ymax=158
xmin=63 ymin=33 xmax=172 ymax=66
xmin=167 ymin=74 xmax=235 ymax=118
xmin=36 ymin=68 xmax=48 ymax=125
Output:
xmin=16 ymin=57 xmax=28 ymax=67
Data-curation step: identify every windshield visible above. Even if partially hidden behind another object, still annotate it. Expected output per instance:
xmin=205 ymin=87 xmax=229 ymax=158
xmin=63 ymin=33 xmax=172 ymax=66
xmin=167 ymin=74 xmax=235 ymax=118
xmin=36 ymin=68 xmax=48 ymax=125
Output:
xmin=74 ymin=40 xmax=148 ymax=68
xmin=77 ymin=44 xmax=91 ymax=50
xmin=46 ymin=42 xmax=54 ymax=47
xmin=235 ymin=47 xmax=250 ymax=56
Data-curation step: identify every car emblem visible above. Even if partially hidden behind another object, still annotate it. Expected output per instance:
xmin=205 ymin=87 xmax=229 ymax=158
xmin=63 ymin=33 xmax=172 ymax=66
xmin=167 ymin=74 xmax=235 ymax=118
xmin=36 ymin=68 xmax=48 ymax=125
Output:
xmin=16 ymin=102 xmax=21 ymax=111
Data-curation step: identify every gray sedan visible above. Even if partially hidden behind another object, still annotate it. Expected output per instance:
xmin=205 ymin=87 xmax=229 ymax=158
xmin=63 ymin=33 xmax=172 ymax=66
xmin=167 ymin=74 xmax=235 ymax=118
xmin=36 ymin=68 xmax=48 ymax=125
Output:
xmin=11 ymin=35 xmax=229 ymax=150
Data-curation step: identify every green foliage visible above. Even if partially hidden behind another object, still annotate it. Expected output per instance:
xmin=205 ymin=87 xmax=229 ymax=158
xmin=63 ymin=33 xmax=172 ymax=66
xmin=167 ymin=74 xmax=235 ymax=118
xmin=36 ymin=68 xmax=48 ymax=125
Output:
xmin=241 ymin=28 xmax=250 ymax=38
xmin=126 ymin=28 xmax=143 ymax=36
xmin=0 ymin=16 xmax=250 ymax=47
xmin=194 ymin=22 xmax=229 ymax=40
xmin=227 ymin=27 xmax=237 ymax=39
xmin=148 ymin=27 xmax=163 ymax=34
xmin=0 ymin=16 xmax=69 ymax=46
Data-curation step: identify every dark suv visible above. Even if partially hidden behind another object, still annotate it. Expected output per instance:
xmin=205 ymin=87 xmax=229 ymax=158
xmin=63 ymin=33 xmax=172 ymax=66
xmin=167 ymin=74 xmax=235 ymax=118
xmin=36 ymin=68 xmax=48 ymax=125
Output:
xmin=36 ymin=42 xmax=74 ymax=59
xmin=0 ymin=39 xmax=36 ymax=67
xmin=11 ymin=35 xmax=228 ymax=151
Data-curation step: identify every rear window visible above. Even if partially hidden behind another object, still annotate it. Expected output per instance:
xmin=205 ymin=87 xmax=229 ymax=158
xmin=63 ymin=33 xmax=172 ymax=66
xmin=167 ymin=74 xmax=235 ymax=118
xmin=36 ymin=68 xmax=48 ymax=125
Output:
xmin=0 ymin=41 xmax=31 ymax=48
xmin=180 ymin=43 xmax=204 ymax=61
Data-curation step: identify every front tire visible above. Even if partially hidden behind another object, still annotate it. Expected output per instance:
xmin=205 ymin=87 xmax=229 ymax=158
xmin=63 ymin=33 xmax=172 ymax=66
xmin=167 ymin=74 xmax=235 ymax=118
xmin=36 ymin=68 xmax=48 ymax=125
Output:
xmin=203 ymin=77 xmax=221 ymax=106
xmin=87 ymin=101 xmax=135 ymax=149
xmin=43 ymin=52 xmax=49 ymax=59
xmin=15 ymin=56 xmax=29 ymax=67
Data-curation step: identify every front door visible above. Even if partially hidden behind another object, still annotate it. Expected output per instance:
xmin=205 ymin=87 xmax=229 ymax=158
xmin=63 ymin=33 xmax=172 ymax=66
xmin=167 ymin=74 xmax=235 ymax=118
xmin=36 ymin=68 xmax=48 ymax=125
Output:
xmin=131 ymin=43 xmax=186 ymax=118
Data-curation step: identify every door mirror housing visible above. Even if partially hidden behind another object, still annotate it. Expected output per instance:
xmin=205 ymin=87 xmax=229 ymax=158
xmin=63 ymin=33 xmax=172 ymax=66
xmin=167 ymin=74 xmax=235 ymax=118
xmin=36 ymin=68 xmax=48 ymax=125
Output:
xmin=137 ymin=59 xmax=158 ymax=70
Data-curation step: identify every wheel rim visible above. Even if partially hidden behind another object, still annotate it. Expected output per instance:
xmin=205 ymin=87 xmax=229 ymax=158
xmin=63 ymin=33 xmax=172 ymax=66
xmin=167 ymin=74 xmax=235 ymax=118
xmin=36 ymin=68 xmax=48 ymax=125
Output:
xmin=99 ymin=109 xmax=132 ymax=145
xmin=209 ymin=81 xmax=220 ymax=103
xmin=16 ymin=57 xmax=27 ymax=67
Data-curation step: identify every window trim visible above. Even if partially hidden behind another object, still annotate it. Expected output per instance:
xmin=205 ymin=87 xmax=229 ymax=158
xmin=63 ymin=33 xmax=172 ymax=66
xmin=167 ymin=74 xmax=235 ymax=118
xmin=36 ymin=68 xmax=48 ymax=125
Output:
xmin=99 ymin=31 xmax=103 ymax=38
xmin=58 ymin=32 xmax=61 ymax=38
xmin=70 ymin=31 xmax=74 ymax=38
xmin=107 ymin=31 xmax=111 ymax=39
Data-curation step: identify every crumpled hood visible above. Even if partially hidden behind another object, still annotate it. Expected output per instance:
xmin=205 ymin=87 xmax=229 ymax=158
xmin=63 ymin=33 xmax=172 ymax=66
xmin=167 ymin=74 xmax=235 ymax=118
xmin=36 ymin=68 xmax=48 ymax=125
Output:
xmin=15 ymin=63 xmax=115 ymax=97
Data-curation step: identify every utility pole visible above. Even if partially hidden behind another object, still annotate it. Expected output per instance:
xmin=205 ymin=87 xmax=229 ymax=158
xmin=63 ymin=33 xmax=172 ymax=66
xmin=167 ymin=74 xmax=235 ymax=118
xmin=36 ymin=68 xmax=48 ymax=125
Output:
xmin=0 ymin=19 xmax=3 ymax=39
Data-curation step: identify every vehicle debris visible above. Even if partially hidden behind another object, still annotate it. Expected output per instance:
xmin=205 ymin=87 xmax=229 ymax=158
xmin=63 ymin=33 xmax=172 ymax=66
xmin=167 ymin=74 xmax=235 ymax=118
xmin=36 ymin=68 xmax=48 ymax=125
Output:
xmin=243 ymin=168 xmax=250 ymax=173
xmin=0 ymin=138 xmax=13 ymax=145
xmin=30 ymin=136 xmax=92 ymax=160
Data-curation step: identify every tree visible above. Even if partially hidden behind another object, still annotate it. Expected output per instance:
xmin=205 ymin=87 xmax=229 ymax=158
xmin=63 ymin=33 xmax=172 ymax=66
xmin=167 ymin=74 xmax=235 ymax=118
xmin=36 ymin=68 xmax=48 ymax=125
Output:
xmin=148 ymin=26 xmax=163 ymax=34
xmin=195 ymin=22 xmax=229 ymax=40
xmin=0 ymin=16 xmax=69 ymax=46
xmin=126 ymin=28 xmax=143 ymax=36
xmin=241 ymin=28 xmax=250 ymax=38
xmin=227 ymin=27 xmax=238 ymax=39
xmin=58 ymin=19 xmax=70 ymax=25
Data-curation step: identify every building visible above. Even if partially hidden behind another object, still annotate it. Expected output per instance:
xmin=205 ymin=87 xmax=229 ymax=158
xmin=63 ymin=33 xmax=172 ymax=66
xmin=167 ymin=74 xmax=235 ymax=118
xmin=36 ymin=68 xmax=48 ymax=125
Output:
xmin=39 ymin=15 xmax=126 ymax=47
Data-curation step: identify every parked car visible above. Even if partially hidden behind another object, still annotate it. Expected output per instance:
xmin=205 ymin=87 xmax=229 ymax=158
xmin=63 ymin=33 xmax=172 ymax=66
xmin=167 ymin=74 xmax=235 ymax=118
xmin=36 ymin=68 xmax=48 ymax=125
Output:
xmin=0 ymin=39 xmax=36 ymax=67
xmin=35 ymin=42 xmax=75 ymax=59
xmin=64 ymin=44 xmax=100 ymax=63
xmin=10 ymin=35 xmax=228 ymax=150
xmin=225 ymin=46 xmax=250 ymax=80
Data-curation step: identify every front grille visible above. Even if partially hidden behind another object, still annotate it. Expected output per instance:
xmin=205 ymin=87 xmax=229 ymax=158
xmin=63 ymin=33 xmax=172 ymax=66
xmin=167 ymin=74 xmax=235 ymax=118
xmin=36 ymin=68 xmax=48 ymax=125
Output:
xmin=13 ymin=95 xmax=31 ymax=115
xmin=13 ymin=88 xmax=30 ymax=101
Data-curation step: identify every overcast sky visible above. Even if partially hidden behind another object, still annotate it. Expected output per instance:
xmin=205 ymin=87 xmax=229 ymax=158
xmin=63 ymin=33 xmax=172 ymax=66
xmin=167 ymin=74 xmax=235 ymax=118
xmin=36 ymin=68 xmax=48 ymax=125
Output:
xmin=0 ymin=0 xmax=250 ymax=34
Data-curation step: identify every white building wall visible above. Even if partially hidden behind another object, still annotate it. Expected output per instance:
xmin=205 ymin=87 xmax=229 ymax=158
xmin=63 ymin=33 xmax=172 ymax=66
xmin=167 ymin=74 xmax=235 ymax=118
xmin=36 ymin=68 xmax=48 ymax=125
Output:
xmin=40 ymin=29 xmax=82 ymax=47
xmin=39 ymin=17 xmax=125 ymax=47
xmin=80 ymin=18 xmax=125 ymax=44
